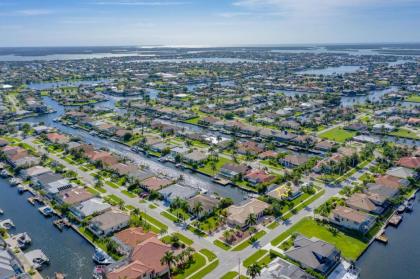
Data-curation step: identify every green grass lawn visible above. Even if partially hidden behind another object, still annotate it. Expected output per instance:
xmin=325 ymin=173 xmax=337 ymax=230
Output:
xmin=406 ymin=94 xmax=420 ymax=103
xmin=105 ymin=180 xmax=120 ymax=189
xmin=213 ymin=239 xmax=231 ymax=250
xmin=389 ymin=128 xmax=419 ymax=140
xmin=221 ymin=271 xmax=239 ymax=279
xmin=104 ymin=194 xmax=124 ymax=205
xmin=199 ymin=249 xmax=217 ymax=261
xmin=243 ymin=249 xmax=268 ymax=268
xmin=121 ymin=189 xmax=137 ymax=198
xmin=173 ymin=232 xmax=194 ymax=245
xmin=271 ymin=217 xmax=367 ymax=260
xmin=232 ymin=230 xmax=267 ymax=251
xmin=161 ymin=211 xmax=178 ymax=222
xmin=281 ymin=190 xmax=325 ymax=220
xmin=189 ymin=259 xmax=219 ymax=279
xmin=140 ymin=212 xmax=168 ymax=231
xmin=319 ymin=127 xmax=356 ymax=143
xmin=198 ymin=157 xmax=234 ymax=176
xmin=174 ymin=253 xmax=206 ymax=279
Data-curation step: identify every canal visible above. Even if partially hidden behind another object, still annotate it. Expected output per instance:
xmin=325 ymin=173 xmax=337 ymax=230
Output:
xmin=0 ymin=178 xmax=94 ymax=278
xmin=20 ymin=96 xmax=248 ymax=203
xmin=357 ymin=193 xmax=420 ymax=279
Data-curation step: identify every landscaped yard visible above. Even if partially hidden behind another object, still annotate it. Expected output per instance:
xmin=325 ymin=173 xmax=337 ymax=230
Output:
xmin=174 ymin=253 xmax=206 ymax=279
xmin=232 ymin=230 xmax=267 ymax=251
xmin=198 ymin=157 xmax=234 ymax=176
xmin=213 ymin=239 xmax=231 ymax=251
xmin=319 ymin=127 xmax=356 ymax=143
xmin=271 ymin=217 xmax=367 ymax=260
xmin=406 ymin=94 xmax=420 ymax=103
xmin=389 ymin=128 xmax=419 ymax=140
xmin=199 ymin=249 xmax=217 ymax=261
xmin=189 ymin=259 xmax=219 ymax=279
xmin=243 ymin=249 xmax=268 ymax=267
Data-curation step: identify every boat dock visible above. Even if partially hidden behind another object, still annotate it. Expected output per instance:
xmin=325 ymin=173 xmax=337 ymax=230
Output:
xmin=388 ymin=214 xmax=403 ymax=227
xmin=28 ymin=196 xmax=44 ymax=206
xmin=53 ymin=218 xmax=71 ymax=231
xmin=38 ymin=205 xmax=53 ymax=217
xmin=375 ymin=229 xmax=388 ymax=244
xmin=25 ymin=249 xmax=50 ymax=271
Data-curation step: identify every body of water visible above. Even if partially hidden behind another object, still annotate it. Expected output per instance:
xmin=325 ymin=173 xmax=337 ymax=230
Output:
xmin=297 ymin=65 xmax=363 ymax=75
xmin=0 ymin=53 xmax=155 ymax=62
xmin=0 ymin=178 xmax=95 ymax=278
xmin=28 ymin=79 xmax=110 ymax=90
xmin=357 ymin=193 xmax=420 ymax=279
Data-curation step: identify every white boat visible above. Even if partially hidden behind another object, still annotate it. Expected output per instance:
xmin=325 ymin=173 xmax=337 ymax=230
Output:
xmin=92 ymin=248 xmax=113 ymax=265
xmin=25 ymin=249 xmax=49 ymax=270
xmin=9 ymin=177 xmax=22 ymax=186
xmin=38 ymin=206 xmax=53 ymax=217
xmin=397 ymin=204 xmax=406 ymax=213
xmin=0 ymin=219 xmax=15 ymax=230
xmin=0 ymin=209 xmax=3 ymax=215
xmin=16 ymin=232 xmax=32 ymax=249
xmin=0 ymin=170 xmax=10 ymax=178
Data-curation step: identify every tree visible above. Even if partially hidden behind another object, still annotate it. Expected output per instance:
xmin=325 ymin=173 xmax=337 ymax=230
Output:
xmin=192 ymin=202 xmax=203 ymax=218
xmin=160 ymin=251 xmax=176 ymax=277
xmin=245 ymin=213 xmax=257 ymax=228
xmin=247 ymin=263 xmax=262 ymax=279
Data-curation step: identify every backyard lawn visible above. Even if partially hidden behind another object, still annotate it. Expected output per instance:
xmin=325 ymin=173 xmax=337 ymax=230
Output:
xmin=406 ymin=94 xmax=420 ymax=103
xmin=174 ymin=253 xmax=206 ymax=279
xmin=198 ymin=157 xmax=234 ymax=176
xmin=319 ymin=127 xmax=356 ymax=143
xmin=389 ymin=128 xmax=419 ymax=140
xmin=271 ymin=217 xmax=367 ymax=260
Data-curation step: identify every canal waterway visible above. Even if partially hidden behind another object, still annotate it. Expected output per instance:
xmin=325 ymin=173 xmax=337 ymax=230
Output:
xmin=0 ymin=178 xmax=94 ymax=278
xmin=357 ymin=194 xmax=420 ymax=279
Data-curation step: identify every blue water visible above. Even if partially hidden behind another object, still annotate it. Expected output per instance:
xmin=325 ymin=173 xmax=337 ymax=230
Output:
xmin=0 ymin=178 xmax=95 ymax=278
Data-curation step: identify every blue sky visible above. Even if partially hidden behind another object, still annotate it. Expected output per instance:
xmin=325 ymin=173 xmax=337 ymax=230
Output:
xmin=0 ymin=0 xmax=419 ymax=46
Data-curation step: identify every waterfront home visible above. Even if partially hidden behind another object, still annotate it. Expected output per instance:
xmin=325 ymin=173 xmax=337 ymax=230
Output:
xmin=140 ymin=176 xmax=173 ymax=191
xmin=279 ymin=154 xmax=309 ymax=168
xmin=33 ymin=172 xmax=72 ymax=196
xmin=46 ymin=132 xmax=70 ymax=144
xmin=109 ymin=237 xmax=170 ymax=279
xmin=386 ymin=166 xmax=416 ymax=180
xmin=373 ymin=123 xmax=395 ymax=132
xmin=344 ymin=123 xmax=367 ymax=132
xmin=187 ymin=194 xmax=219 ymax=218
xmin=375 ymin=175 xmax=410 ymax=190
xmin=226 ymin=198 xmax=270 ymax=229
xmin=258 ymin=150 xmax=278 ymax=160
xmin=314 ymin=140 xmax=336 ymax=152
xmin=236 ymin=141 xmax=264 ymax=156
xmin=331 ymin=206 xmax=376 ymax=234
xmin=0 ymin=244 xmax=25 ymax=278
xmin=56 ymin=187 xmax=94 ymax=206
xmin=366 ymin=183 xmax=399 ymax=201
xmin=345 ymin=192 xmax=385 ymax=214
xmin=258 ymin=257 xmax=315 ymax=279
xmin=267 ymin=183 xmax=302 ymax=201
xmin=113 ymin=227 xmax=156 ymax=253
xmin=70 ymin=198 xmax=111 ymax=222
xmin=219 ymin=163 xmax=250 ymax=180
xmin=159 ymin=184 xmax=198 ymax=203
xmin=183 ymin=149 xmax=208 ymax=166
xmin=285 ymin=235 xmax=341 ymax=276
xmin=86 ymin=150 xmax=119 ymax=166
xmin=1 ymin=145 xmax=40 ymax=168
xmin=88 ymin=209 xmax=130 ymax=237
xmin=244 ymin=169 xmax=276 ymax=185
xmin=20 ymin=165 xmax=52 ymax=179
xmin=396 ymin=156 xmax=420 ymax=169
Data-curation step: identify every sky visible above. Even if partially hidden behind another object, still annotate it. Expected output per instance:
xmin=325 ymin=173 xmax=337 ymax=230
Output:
xmin=0 ymin=0 xmax=420 ymax=47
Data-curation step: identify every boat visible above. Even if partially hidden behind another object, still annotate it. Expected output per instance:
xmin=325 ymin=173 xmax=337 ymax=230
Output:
xmin=9 ymin=177 xmax=22 ymax=186
xmin=25 ymin=249 xmax=49 ymax=271
xmin=16 ymin=232 xmax=32 ymax=249
xmin=17 ymin=184 xmax=26 ymax=194
xmin=0 ymin=169 xmax=11 ymax=178
xmin=0 ymin=219 xmax=15 ymax=230
xmin=397 ymin=204 xmax=406 ymax=214
xmin=38 ymin=206 xmax=53 ymax=217
xmin=406 ymin=201 xmax=414 ymax=212
xmin=55 ymin=272 xmax=66 ymax=279
xmin=92 ymin=265 xmax=107 ymax=279
xmin=0 ymin=209 xmax=3 ymax=215
xmin=92 ymin=248 xmax=113 ymax=265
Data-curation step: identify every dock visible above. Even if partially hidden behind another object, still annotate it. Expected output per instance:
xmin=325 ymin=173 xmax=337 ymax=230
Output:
xmin=375 ymin=230 xmax=388 ymax=244
xmin=53 ymin=218 xmax=71 ymax=231
xmin=388 ymin=214 xmax=403 ymax=227
xmin=25 ymin=249 xmax=50 ymax=271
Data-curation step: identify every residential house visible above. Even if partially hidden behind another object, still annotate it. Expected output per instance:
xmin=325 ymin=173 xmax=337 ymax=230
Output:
xmin=331 ymin=206 xmax=376 ymax=234
xmin=33 ymin=172 xmax=72 ymax=196
xmin=226 ymin=198 xmax=270 ymax=229
xmin=236 ymin=141 xmax=264 ymax=156
xmin=70 ymin=198 xmax=111 ymax=222
xmin=56 ymin=187 xmax=94 ymax=206
xmin=113 ymin=227 xmax=156 ymax=253
xmin=396 ymin=156 xmax=420 ymax=169
xmin=258 ymin=257 xmax=315 ymax=279
xmin=159 ymin=184 xmax=198 ymax=203
xmin=187 ymin=194 xmax=219 ymax=217
xmin=20 ymin=165 xmax=52 ymax=179
xmin=280 ymin=154 xmax=309 ymax=168
xmin=386 ymin=167 xmax=416 ymax=180
xmin=375 ymin=175 xmax=410 ymax=190
xmin=219 ymin=163 xmax=250 ymax=180
xmin=267 ymin=184 xmax=302 ymax=201
xmin=285 ymin=235 xmax=341 ymax=275
xmin=46 ymin=133 xmax=70 ymax=144
xmin=88 ymin=209 xmax=130 ymax=237
xmin=140 ymin=176 xmax=173 ymax=191
xmin=244 ymin=169 xmax=276 ymax=185
xmin=258 ymin=150 xmax=278 ymax=160
xmin=183 ymin=149 xmax=208 ymax=166
xmin=345 ymin=193 xmax=385 ymax=214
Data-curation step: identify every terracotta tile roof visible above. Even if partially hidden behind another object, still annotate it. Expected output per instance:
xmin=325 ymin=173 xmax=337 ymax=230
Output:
xmin=107 ymin=260 xmax=153 ymax=279
xmin=131 ymin=237 xmax=171 ymax=274
xmin=115 ymin=228 xmax=156 ymax=249
xmin=397 ymin=156 xmax=420 ymax=169
xmin=140 ymin=176 xmax=173 ymax=191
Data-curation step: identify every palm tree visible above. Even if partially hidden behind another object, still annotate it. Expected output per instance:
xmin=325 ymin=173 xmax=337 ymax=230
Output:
xmin=160 ymin=251 xmax=176 ymax=277
xmin=192 ymin=202 xmax=203 ymax=218
xmin=245 ymin=213 xmax=257 ymax=228
xmin=247 ymin=263 xmax=262 ymax=279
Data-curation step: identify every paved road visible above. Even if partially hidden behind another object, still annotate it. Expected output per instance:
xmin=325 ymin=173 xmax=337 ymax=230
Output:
xmin=23 ymin=136 xmax=376 ymax=279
